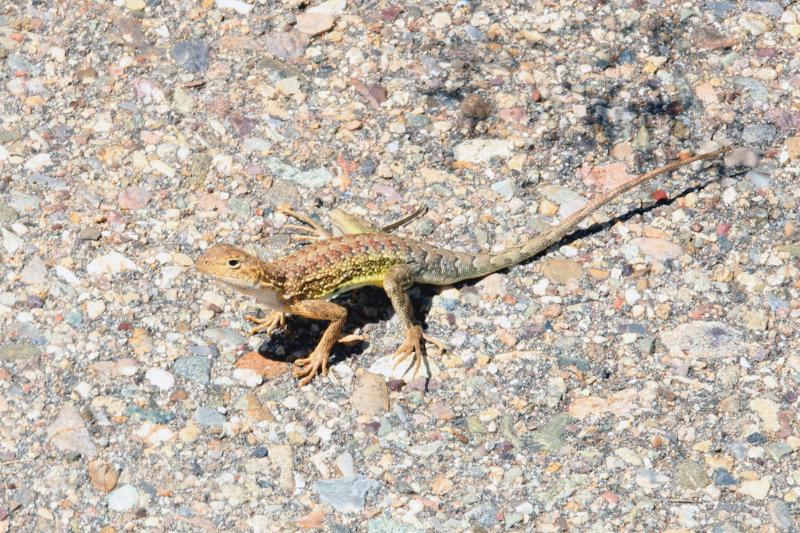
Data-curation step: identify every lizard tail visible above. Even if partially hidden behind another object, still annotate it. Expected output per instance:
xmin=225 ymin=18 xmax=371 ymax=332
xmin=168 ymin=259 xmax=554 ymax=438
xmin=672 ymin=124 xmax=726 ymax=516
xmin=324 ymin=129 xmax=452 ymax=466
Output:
xmin=460 ymin=146 xmax=730 ymax=280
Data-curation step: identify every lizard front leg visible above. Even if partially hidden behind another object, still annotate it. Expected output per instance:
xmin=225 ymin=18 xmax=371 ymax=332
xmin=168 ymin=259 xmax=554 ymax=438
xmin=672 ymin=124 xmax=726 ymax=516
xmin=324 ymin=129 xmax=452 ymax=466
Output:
xmin=289 ymin=299 xmax=365 ymax=386
xmin=245 ymin=310 xmax=286 ymax=335
xmin=383 ymin=266 xmax=447 ymax=378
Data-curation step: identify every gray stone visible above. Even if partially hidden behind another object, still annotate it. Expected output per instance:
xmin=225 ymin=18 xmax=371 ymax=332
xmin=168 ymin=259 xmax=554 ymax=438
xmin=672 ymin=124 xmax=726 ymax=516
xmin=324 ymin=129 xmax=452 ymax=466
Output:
xmin=20 ymin=256 xmax=48 ymax=285
xmin=194 ymin=407 xmax=226 ymax=428
xmin=28 ymin=173 xmax=67 ymax=189
xmin=314 ymin=475 xmax=379 ymax=513
xmin=529 ymin=413 xmax=572 ymax=452
xmin=0 ymin=204 xmax=18 ymax=223
xmin=107 ymin=484 xmax=138 ymax=512
xmin=202 ymin=328 xmax=247 ymax=347
xmin=466 ymin=502 xmax=498 ymax=528
xmin=491 ymin=178 xmax=515 ymax=199
xmin=767 ymin=442 xmax=793 ymax=461
xmin=453 ymin=139 xmax=512 ymax=163
xmin=742 ymin=124 xmax=777 ymax=146
xmin=675 ymin=461 xmax=709 ymax=490
xmin=735 ymin=77 xmax=769 ymax=102
xmin=636 ymin=468 xmax=669 ymax=489
xmin=264 ymin=157 xmax=333 ymax=189
xmin=171 ymin=40 xmax=209 ymax=73
xmin=367 ymin=517 xmax=422 ymax=533
xmin=78 ymin=226 xmax=102 ymax=241
xmin=173 ymin=356 xmax=212 ymax=385
xmin=9 ymin=193 xmax=40 ymax=213
xmin=660 ymin=321 xmax=744 ymax=359
xmin=0 ymin=342 xmax=39 ymax=361
xmin=47 ymin=403 xmax=97 ymax=458
xmin=767 ymin=500 xmax=794 ymax=530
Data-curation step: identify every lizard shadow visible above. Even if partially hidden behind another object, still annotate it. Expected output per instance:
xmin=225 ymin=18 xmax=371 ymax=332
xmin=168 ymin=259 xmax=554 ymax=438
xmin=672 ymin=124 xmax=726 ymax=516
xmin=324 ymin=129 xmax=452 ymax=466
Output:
xmin=255 ymin=287 xmax=437 ymax=368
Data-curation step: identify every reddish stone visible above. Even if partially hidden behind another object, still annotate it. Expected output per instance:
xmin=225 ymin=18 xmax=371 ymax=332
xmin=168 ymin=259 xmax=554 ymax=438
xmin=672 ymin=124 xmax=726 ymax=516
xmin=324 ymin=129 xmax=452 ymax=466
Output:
xmin=236 ymin=351 xmax=290 ymax=378
xmin=650 ymin=189 xmax=668 ymax=201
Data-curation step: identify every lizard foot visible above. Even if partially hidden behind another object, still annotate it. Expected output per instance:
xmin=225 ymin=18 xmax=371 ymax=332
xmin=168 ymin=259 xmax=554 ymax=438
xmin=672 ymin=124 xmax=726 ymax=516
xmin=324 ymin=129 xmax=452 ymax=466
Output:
xmin=392 ymin=325 xmax=447 ymax=378
xmin=293 ymin=333 xmax=367 ymax=385
xmin=292 ymin=347 xmax=331 ymax=386
xmin=245 ymin=310 xmax=285 ymax=336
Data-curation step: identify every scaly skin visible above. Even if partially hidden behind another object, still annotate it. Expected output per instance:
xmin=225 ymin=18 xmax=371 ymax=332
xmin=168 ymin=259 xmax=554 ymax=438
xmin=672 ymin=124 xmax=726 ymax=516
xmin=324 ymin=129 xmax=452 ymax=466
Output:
xmin=196 ymin=147 xmax=730 ymax=385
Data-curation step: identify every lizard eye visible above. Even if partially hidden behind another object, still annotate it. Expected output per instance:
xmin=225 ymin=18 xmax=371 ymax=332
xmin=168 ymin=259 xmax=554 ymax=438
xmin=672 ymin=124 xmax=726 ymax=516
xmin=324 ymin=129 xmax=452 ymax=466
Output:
xmin=227 ymin=259 xmax=241 ymax=268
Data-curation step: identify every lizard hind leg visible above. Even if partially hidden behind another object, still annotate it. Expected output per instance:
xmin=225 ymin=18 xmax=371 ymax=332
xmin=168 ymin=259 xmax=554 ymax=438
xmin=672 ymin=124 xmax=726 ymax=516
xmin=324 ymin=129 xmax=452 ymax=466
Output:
xmin=384 ymin=265 xmax=448 ymax=379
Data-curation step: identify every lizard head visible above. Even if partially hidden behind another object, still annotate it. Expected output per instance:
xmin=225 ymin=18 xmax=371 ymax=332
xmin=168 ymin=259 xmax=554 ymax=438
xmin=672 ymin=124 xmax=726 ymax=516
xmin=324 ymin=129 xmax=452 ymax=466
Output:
xmin=195 ymin=244 xmax=285 ymax=299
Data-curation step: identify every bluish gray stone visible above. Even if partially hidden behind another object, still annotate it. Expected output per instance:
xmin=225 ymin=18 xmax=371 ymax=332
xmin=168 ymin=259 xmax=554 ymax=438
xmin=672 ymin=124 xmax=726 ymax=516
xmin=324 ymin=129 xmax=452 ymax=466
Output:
xmin=491 ymin=178 xmax=515 ymax=199
xmin=173 ymin=356 xmax=212 ymax=385
xmin=9 ymin=192 xmax=40 ymax=213
xmin=194 ymin=407 xmax=226 ymax=428
xmin=742 ymin=124 xmax=777 ymax=146
xmin=203 ymin=328 xmax=247 ymax=347
xmin=466 ymin=502 xmax=498 ymax=528
xmin=314 ymin=475 xmax=379 ymax=513
xmin=171 ymin=40 xmax=210 ymax=73
xmin=367 ymin=518 xmax=421 ymax=533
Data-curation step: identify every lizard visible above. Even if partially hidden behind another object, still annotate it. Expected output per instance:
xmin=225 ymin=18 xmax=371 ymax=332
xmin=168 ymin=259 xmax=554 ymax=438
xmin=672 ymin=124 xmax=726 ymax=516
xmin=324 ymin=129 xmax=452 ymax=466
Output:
xmin=196 ymin=146 xmax=730 ymax=386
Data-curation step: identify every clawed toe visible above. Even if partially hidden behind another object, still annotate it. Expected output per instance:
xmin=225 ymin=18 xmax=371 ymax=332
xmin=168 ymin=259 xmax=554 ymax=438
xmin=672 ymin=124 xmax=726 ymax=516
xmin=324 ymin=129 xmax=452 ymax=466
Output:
xmin=292 ymin=351 xmax=329 ymax=386
xmin=246 ymin=311 xmax=285 ymax=335
xmin=337 ymin=333 xmax=367 ymax=346
xmin=392 ymin=326 xmax=446 ymax=378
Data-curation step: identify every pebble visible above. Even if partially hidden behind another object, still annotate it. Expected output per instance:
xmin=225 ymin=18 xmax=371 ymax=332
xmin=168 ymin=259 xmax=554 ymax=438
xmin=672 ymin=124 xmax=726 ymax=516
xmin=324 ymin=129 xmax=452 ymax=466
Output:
xmin=335 ymin=452 xmax=355 ymax=477
xmin=541 ymin=258 xmax=583 ymax=284
xmin=351 ymin=373 xmax=389 ymax=415
xmin=749 ymin=397 xmax=780 ymax=432
xmin=47 ymin=403 xmax=98 ymax=458
xmin=296 ymin=13 xmax=335 ymax=36
xmin=86 ymin=251 xmax=139 ymax=276
xmin=215 ymin=0 xmax=254 ymax=14
xmin=194 ymin=407 xmax=226 ymax=428
xmin=106 ymin=484 xmax=139 ymax=512
xmin=636 ymin=468 xmax=669 ymax=489
xmin=265 ymin=157 xmax=333 ymax=188
xmin=367 ymin=517 xmax=422 ymax=533
xmin=767 ymin=500 xmax=794 ymax=530
xmin=171 ymin=40 xmax=210 ymax=73
xmin=452 ymin=139 xmax=512 ymax=163
xmin=628 ymin=237 xmax=683 ymax=261
xmin=145 ymin=368 xmax=176 ymax=391
xmin=713 ymin=468 xmax=737 ymax=486
xmin=738 ymin=477 xmax=771 ymax=499
xmin=314 ymin=475 xmax=379 ymax=513
xmin=0 ymin=342 xmax=38 ymax=362
xmin=529 ymin=413 xmax=572 ymax=452
xmin=660 ymin=321 xmax=744 ymax=359
xmin=461 ymin=94 xmax=492 ymax=120
xmin=118 ymin=186 xmax=151 ymax=210
xmin=741 ymin=124 xmax=777 ymax=145
xmin=20 ymin=256 xmax=48 ymax=285
xmin=675 ymin=461 xmax=709 ymax=490
xmin=232 ymin=367 xmax=263 ymax=387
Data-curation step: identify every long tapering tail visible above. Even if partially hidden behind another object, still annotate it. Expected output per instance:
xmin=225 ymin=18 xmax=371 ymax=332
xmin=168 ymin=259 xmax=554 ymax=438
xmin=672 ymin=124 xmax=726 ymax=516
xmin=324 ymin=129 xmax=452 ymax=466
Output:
xmin=423 ymin=146 xmax=731 ymax=284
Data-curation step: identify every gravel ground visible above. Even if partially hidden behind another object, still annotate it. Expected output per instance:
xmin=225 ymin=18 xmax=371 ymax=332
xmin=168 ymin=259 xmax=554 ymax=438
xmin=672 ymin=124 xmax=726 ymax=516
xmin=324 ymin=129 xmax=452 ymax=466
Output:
xmin=1 ymin=0 xmax=799 ymax=531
